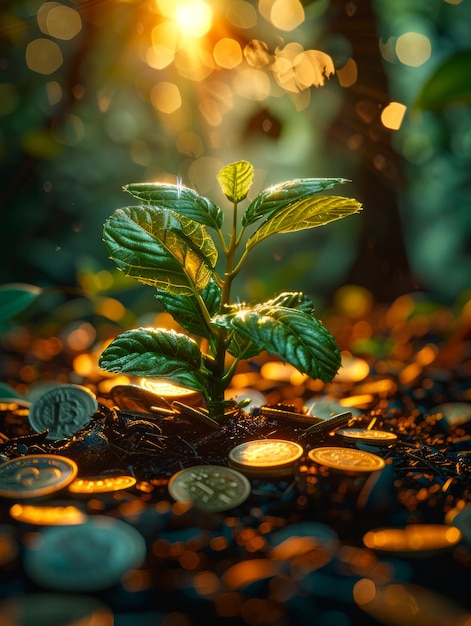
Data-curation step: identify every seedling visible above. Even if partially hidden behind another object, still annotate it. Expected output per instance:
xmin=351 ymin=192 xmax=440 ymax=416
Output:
xmin=99 ymin=161 xmax=362 ymax=419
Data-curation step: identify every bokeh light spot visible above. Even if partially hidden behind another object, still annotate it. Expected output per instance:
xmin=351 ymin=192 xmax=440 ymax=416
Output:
xmin=26 ymin=38 xmax=63 ymax=74
xmin=213 ymin=38 xmax=243 ymax=69
xmin=174 ymin=0 xmax=213 ymax=38
xmin=270 ymin=0 xmax=305 ymax=31
xmin=226 ymin=1 xmax=257 ymax=29
xmin=44 ymin=5 xmax=82 ymax=40
xmin=381 ymin=102 xmax=407 ymax=130
xmin=337 ymin=57 xmax=358 ymax=87
xmin=46 ymin=81 xmax=62 ymax=106
xmin=353 ymin=578 xmax=377 ymax=606
xmin=396 ymin=32 xmax=432 ymax=67
xmin=234 ymin=68 xmax=271 ymax=100
xmin=151 ymin=82 xmax=182 ymax=114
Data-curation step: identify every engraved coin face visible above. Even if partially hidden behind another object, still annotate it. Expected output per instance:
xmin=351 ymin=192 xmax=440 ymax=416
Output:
xmin=23 ymin=516 xmax=146 ymax=591
xmin=28 ymin=384 xmax=98 ymax=440
xmin=168 ymin=465 xmax=251 ymax=512
xmin=0 ymin=454 xmax=78 ymax=499
xmin=228 ymin=439 xmax=304 ymax=476
xmin=69 ymin=475 xmax=137 ymax=495
xmin=308 ymin=446 xmax=385 ymax=472
xmin=337 ymin=428 xmax=398 ymax=446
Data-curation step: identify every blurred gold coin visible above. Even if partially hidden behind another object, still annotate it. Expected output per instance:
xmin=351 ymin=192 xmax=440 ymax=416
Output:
xmin=308 ymin=446 xmax=385 ymax=472
xmin=69 ymin=475 xmax=136 ymax=494
xmin=168 ymin=465 xmax=251 ymax=512
xmin=228 ymin=439 xmax=304 ymax=476
xmin=140 ymin=378 xmax=204 ymax=406
xmin=9 ymin=503 xmax=86 ymax=525
xmin=363 ymin=524 xmax=462 ymax=556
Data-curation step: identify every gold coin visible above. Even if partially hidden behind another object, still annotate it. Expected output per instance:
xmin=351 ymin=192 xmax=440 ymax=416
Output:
xmin=168 ymin=465 xmax=251 ymax=512
xmin=0 ymin=454 xmax=78 ymax=499
xmin=362 ymin=524 xmax=462 ymax=555
xmin=69 ymin=475 xmax=137 ymax=494
xmin=9 ymin=503 xmax=86 ymax=525
xmin=140 ymin=379 xmax=203 ymax=406
xmin=228 ymin=439 xmax=304 ymax=476
xmin=308 ymin=446 xmax=385 ymax=472
xmin=336 ymin=428 xmax=398 ymax=445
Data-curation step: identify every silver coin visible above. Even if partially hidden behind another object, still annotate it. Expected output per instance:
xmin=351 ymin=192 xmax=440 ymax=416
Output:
xmin=168 ymin=465 xmax=251 ymax=512
xmin=28 ymin=384 xmax=98 ymax=440
xmin=0 ymin=454 xmax=78 ymax=499
xmin=23 ymin=516 xmax=146 ymax=591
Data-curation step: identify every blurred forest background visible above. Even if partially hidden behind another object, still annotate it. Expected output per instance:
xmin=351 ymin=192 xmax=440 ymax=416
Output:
xmin=1 ymin=0 xmax=470 ymax=337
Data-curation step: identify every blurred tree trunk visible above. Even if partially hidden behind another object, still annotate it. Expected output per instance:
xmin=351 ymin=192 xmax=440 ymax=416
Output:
xmin=325 ymin=0 xmax=418 ymax=301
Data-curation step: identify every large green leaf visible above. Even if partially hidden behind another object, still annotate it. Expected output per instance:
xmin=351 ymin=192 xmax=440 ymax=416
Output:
xmin=246 ymin=195 xmax=362 ymax=251
xmin=213 ymin=306 xmax=340 ymax=382
xmin=124 ymin=183 xmax=223 ymax=230
xmin=217 ymin=161 xmax=254 ymax=204
xmin=414 ymin=50 xmax=471 ymax=111
xmin=99 ymin=327 xmax=209 ymax=395
xmin=103 ymin=206 xmax=217 ymax=295
xmin=243 ymin=178 xmax=350 ymax=226
xmin=0 ymin=283 xmax=42 ymax=323
xmin=155 ymin=279 xmax=221 ymax=339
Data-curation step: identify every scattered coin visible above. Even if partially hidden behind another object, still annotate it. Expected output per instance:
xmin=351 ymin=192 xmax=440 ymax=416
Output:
xmin=304 ymin=397 xmax=361 ymax=418
xmin=68 ymin=475 xmax=137 ymax=495
xmin=140 ymin=378 xmax=204 ymax=407
xmin=308 ymin=446 xmax=385 ymax=473
xmin=300 ymin=412 xmax=353 ymax=438
xmin=356 ymin=581 xmax=471 ymax=626
xmin=28 ymin=384 xmax=98 ymax=440
xmin=430 ymin=402 xmax=471 ymax=427
xmin=268 ymin=521 xmax=339 ymax=567
xmin=260 ymin=406 xmax=324 ymax=424
xmin=228 ymin=439 xmax=304 ymax=476
xmin=171 ymin=401 xmax=220 ymax=430
xmin=168 ymin=464 xmax=251 ymax=512
xmin=0 ymin=593 xmax=114 ymax=626
xmin=23 ymin=516 xmax=146 ymax=591
xmin=362 ymin=524 xmax=462 ymax=556
xmin=336 ymin=428 xmax=398 ymax=446
xmin=0 ymin=454 xmax=78 ymax=499
xmin=9 ymin=503 xmax=86 ymax=525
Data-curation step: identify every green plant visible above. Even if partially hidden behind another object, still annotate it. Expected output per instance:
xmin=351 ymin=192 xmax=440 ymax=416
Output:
xmin=98 ymin=161 xmax=362 ymax=419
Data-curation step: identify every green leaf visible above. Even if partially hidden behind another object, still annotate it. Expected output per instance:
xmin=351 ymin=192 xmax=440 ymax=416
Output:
xmin=0 ymin=283 xmax=42 ymax=323
xmin=213 ymin=306 xmax=340 ymax=382
xmin=103 ymin=206 xmax=217 ymax=295
xmin=260 ymin=291 xmax=315 ymax=314
xmin=124 ymin=183 xmax=223 ymax=230
xmin=217 ymin=160 xmax=254 ymax=203
xmin=414 ymin=50 xmax=471 ymax=111
xmin=243 ymin=178 xmax=350 ymax=226
xmin=99 ymin=327 xmax=208 ymax=395
xmin=246 ymin=195 xmax=362 ymax=251
xmin=155 ymin=278 xmax=221 ymax=339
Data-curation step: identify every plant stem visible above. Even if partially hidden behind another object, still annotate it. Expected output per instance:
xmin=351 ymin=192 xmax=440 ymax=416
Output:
xmin=207 ymin=200 xmax=240 ymax=418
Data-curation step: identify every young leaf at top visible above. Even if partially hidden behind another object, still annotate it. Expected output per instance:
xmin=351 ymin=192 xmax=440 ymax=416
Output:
xmin=217 ymin=160 xmax=254 ymax=204
xmin=213 ymin=306 xmax=340 ymax=382
xmin=124 ymin=183 xmax=223 ymax=230
xmin=246 ymin=195 xmax=362 ymax=252
xmin=103 ymin=206 xmax=217 ymax=295
xmin=242 ymin=178 xmax=350 ymax=227
xmin=99 ymin=327 xmax=209 ymax=395
xmin=155 ymin=279 xmax=221 ymax=339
